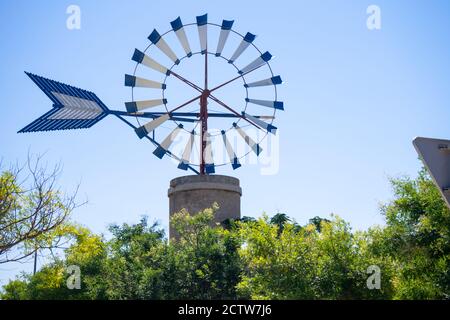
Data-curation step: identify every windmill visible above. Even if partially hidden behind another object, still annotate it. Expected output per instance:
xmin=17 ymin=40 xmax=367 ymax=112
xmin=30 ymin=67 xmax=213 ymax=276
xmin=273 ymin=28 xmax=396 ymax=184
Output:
xmin=20 ymin=14 xmax=284 ymax=235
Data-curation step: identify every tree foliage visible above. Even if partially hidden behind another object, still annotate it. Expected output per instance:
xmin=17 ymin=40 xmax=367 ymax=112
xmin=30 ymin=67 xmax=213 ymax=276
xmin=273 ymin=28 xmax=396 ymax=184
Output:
xmin=1 ymin=167 xmax=448 ymax=300
xmin=0 ymin=156 xmax=79 ymax=264
xmin=376 ymin=168 xmax=450 ymax=299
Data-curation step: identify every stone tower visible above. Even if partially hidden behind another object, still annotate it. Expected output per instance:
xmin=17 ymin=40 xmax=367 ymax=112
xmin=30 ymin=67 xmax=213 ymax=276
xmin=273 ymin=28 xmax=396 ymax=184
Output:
xmin=168 ymin=175 xmax=241 ymax=238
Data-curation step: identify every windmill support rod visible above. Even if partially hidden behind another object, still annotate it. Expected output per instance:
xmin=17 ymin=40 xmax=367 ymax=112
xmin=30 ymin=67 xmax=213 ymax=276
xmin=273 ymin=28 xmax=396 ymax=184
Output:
xmin=109 ymin=110 xmax=197 ymax=122
xmin=114 ymin=111 xmax=272 ymax=119
xmin=199 ymin=91 xmax=209 ymax=175
xmin=205 ymin=42 xmax=208 ymax=90
xmin=199 ymin=38 xmax=209 ymax=175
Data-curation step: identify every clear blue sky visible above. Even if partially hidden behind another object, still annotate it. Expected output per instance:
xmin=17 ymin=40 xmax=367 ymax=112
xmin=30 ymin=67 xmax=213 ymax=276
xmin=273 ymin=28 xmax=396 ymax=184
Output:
xmin=1 ymin=0 xmax=450 ymax=284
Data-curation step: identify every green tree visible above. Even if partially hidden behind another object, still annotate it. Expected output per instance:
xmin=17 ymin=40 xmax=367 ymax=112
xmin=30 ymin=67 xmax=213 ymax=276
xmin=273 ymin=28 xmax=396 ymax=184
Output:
xmin=168 ymin=204 xmax=241 ymax=299
xmin=237 ymin=214 xmax=394 ymax=299
xmin=270 ymin=213 xmax=291 ymax=236
xmin=237 ymin=215 xmax=318 ymax=299
xmin=0 ymin=156 xmax=79 ymax=264
xmin=313 ymin=216 xmax=394 ymax=299
xmin=2 ymin=166 xmax=448 ymax=300
xmin=376 ymin=168 xmax=450 ymax=299
xmin=1 ymin=206 xmax=243 ymax=300
xmin=308 ymin=216 xmax=330 ymax=232
xmin=102 ymin=218 xmax=166 ymax=299
xmin=0 ymin=224 xmax=106 ymax=300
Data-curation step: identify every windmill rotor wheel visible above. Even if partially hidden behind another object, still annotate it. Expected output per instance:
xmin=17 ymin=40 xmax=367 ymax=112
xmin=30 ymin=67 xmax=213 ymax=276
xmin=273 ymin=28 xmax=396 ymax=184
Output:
xmin=126 ymin=14 xmax=284 ymax=174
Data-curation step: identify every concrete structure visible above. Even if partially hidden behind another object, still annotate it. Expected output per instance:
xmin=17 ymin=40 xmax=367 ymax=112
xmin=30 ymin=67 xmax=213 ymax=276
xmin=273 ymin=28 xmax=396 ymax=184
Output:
xmin=168 ymin=175 xmax=242 ymax=238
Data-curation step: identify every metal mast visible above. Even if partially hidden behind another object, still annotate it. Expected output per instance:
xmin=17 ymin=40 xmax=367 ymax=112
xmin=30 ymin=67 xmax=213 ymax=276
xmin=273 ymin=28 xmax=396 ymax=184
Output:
xmin=200 ymin=37 xmax=208 ymax=175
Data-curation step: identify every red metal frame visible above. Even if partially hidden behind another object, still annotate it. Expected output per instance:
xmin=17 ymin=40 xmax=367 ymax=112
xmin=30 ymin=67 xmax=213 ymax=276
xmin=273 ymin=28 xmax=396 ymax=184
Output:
xmin=200 ymin=43 xmax=209 ymax=174
xmin=165 ymin=51 xmax=267 ymax=174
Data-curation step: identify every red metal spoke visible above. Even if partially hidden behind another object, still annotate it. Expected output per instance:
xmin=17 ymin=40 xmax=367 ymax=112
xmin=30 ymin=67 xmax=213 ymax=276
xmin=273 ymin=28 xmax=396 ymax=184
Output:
xmin=209 ymin=63 xmax=265 ymax=94
xmin=199 ymin=39 xmax=209 ymax=174
xmin=207 ymin=94 xmax=264 ymax=131
xmin=169 ymin=70 xmax=203 ymax=93
xmin=205 ymin=45 xmax=208 ymax=90
xmin=164 ymin=47 xmax=266 ymax=174
xmin=168 ymin=94 xmax=202 ymax=114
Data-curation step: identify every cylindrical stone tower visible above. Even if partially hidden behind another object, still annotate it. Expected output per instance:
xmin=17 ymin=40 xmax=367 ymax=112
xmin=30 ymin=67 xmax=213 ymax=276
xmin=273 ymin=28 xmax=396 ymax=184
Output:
xmin=168 ymin=175 xmax=241 ymax=238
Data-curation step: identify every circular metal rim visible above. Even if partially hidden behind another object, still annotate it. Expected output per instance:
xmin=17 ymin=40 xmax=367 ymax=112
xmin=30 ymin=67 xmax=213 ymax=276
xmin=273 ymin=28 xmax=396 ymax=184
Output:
xmin=130 ymin=20 xmax=279 ymax=168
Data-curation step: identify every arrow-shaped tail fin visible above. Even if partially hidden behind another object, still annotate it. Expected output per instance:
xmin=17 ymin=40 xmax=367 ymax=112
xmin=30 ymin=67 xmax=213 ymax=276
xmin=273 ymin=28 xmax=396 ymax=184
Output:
xmin=19 ymin=72 xmax=109 ymax=133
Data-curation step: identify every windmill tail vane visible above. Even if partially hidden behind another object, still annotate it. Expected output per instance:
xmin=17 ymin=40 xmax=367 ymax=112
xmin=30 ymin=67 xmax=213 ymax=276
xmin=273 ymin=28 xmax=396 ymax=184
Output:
xmin=19 ymin=72 xmax=201 ymax=174
xmin=19 ymin=72 xmax=110 ymax=133
xmin=19 ymin=14 xmax=283 ymax=175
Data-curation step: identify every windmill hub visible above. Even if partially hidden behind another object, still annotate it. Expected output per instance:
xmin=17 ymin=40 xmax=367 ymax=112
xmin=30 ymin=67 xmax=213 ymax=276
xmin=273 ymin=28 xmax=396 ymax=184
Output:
xmin=200 ymin=90 xmax=210 ymax=105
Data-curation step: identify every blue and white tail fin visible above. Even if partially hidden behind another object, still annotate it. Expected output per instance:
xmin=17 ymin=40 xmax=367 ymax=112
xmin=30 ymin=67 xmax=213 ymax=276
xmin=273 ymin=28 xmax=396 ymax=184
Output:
xmin=18 ymin=72 xmax=109 ymax=133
